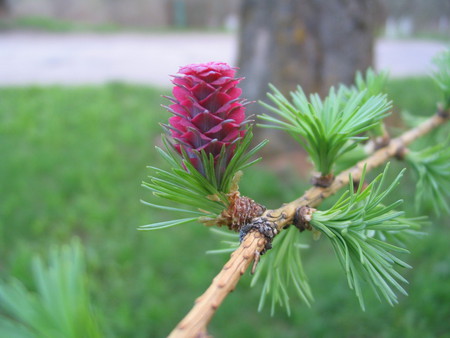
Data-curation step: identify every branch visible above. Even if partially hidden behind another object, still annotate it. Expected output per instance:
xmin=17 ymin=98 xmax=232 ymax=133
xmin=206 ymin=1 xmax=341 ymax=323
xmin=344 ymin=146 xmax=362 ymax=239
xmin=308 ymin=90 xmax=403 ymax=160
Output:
xmin=169 ymin=112 xmax=448 ymax=337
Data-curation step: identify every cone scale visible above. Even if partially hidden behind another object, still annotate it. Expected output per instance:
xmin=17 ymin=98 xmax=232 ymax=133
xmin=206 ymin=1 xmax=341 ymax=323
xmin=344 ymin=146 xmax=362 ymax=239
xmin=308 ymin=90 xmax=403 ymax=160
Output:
xmin=164 ymin=62 xmax=248 ymax=178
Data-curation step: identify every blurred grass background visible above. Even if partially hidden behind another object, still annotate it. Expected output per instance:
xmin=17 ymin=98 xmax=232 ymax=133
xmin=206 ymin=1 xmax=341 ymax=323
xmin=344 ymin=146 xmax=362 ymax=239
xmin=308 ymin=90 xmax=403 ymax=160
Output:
xmin=0 ymin=15 xmax=230 ymax=34
xmin=0 ymin=78 xmax=449 ymax=337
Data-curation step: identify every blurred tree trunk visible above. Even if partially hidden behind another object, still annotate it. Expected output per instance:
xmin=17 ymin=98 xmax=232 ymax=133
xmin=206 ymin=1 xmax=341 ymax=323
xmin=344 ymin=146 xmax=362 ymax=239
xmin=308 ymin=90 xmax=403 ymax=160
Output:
xmin=237 ymin=0 xmax=384 ymax=152
xmin=0 ymin=0 xmax=9 ymax=17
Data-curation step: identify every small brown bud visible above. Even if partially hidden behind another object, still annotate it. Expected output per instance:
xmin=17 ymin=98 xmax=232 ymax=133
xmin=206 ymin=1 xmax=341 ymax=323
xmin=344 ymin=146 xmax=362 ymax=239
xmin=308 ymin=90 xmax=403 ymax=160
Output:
xmin=311 ymin=173 xmax=334 ymax=188
xmin=211 ymin=192 xmax=266 ymax=231
xmin=293 ymin=205 xmax=316 ymax=232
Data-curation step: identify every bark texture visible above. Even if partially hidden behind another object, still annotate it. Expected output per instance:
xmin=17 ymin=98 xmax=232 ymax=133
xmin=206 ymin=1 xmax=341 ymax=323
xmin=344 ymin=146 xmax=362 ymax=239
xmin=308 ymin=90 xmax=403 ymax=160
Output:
xmin=238 ymin=0 xmax=384 ymax=99
xmin=0 ymin=0 xmax=9 ymax=17
xmin=238 ymin=0 xmax=385 ymax=153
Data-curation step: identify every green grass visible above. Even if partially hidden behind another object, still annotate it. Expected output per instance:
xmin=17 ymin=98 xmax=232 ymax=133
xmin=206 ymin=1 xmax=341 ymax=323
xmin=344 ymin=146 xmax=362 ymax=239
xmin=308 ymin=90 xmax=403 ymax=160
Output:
xmin=382 ymin=31 xmax=450 ymax=43
xmin=0 ymin=15 xmax=230 ymax=34
xmin=0 ymin=16 xmax=122 ymax=33
xmin=386 ymin=76 xmax=443 ymax=117
xmin=0 ymin=79 xmax=449 ymax=337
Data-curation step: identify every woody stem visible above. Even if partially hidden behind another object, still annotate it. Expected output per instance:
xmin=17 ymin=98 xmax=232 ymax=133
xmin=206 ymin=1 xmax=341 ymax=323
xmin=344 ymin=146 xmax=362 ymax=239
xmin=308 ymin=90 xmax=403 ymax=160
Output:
xmin=169 ymin=112 xmax=449 ymax=338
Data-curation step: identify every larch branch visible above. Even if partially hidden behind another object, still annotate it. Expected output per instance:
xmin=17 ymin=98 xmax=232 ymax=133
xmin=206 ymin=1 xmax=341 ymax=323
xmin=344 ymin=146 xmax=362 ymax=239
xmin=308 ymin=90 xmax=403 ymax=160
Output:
xmin=169 ymin=112 xmax=448 ymax=338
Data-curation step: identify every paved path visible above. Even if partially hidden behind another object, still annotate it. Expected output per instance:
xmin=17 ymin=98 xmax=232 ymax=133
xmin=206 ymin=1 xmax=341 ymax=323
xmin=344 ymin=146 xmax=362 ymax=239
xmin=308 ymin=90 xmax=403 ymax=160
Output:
xmin=0 ymin=32 xmax=447 ymax=87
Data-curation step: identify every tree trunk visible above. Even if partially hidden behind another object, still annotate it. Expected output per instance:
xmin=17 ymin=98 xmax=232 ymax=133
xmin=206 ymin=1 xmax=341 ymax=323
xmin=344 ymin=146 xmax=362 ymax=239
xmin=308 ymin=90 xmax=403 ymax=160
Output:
xmin=237 ymin=0 xmax=384 ymax=153
xmin=0 ymin=0 xmax=9 ymax=17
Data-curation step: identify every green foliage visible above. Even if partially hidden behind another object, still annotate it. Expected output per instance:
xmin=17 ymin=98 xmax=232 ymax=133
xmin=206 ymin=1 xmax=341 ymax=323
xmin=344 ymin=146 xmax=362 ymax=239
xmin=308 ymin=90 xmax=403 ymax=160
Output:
xmin=387 ymin=76 xmax=441 ymax=117
xmin=0 ymin=84 xmax=181 ymax=337
xmin=354 ymin=69 xmax=389 ymax=101
xmin=208 ymin=226 xmax=313 ymax=316
xmin=432 ymin=50 xmax=450 ymax=109
xmin=310 ymin=164 xmax=425 ymax=309
xmin=243 ymin=164 xmax=424 ymax=315
xmin=206 ymin=228 xmax=240 ymax=254
xmin=0 ymin=241 xmax=101 ymax=338
xmin=259 ymin=81 xmax=390 ymax=176
xmin=354 ymin=69 xmax=389 ymax=137
xmin=250 ymin=227 xmax=313 ymax=315
xmin=141 ymin=129 xmax=267 ymax=230
xmin=331 ymin=68 xmax=388 ymax=174
xmin=405 ymin=138 xmax=450 ymax=214
xmin=0 ymin=80 xmax=449 ymax=337
xmin=333 ymin=143 xmax=368 ymax=174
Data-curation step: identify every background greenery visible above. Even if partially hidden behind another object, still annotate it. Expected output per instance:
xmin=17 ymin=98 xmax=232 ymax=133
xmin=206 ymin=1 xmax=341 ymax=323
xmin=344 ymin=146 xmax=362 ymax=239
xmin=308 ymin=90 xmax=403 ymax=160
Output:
xmin=1 ymin=14 xmax=449 ymax=42
xmin=0 ymin=16 xmax=229 ymax=34
xmin=0 ymin=78 xmax=449 ymax=337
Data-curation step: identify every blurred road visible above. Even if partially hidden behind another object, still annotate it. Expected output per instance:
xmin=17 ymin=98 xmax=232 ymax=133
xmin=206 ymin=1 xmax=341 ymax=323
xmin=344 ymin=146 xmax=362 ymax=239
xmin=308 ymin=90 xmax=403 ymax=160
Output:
xmin=0 ymin=32 xmax=447 ymax=87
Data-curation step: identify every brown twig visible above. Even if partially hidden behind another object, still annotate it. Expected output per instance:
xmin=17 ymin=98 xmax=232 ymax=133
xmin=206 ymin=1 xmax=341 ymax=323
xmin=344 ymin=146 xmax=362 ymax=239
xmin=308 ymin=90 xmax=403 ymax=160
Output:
xmin=169 ymin=112 xmax=448 ymax=338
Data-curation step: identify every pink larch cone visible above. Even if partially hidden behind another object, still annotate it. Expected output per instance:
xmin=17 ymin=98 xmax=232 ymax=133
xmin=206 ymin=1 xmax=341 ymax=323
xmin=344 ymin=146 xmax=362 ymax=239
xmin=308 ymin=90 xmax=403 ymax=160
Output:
xmin=163 ymin=62 xmax=248 ymax=178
